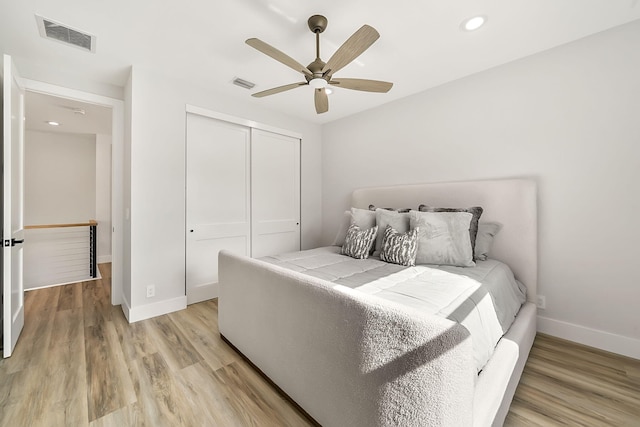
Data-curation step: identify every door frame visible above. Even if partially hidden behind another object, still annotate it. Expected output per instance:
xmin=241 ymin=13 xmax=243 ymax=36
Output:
xmin=21 ymin=79 xmax=124 ymax=306
xmin=185 ymin=105 xmax=302 ymax=140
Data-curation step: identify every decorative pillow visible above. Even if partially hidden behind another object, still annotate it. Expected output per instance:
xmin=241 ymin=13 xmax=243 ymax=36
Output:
xmin=410 ymin=210 xmax=475 ymax=267
xmin=332 ymin=210 xmax=352 ymax=246
xmin=380 ymin=225 xmax=419 ymax=266
xmin=369 ymin=204 xmax=411 ymax=213
xmin=474 ymin=222 xmax=503 ymax=261
xmin=373 ymin=209 xmax=410 ymax=257
xmin=418 ymin=205 xmax=483 ymax=254
xmin=341 ymin=224 xmax=378 ymax=259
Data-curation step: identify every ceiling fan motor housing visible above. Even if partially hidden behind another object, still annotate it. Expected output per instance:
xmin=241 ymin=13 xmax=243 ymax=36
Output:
xmin=308 ymin=15 xmax=328 ymax=33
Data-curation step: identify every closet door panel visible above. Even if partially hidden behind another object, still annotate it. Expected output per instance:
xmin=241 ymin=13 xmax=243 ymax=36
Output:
xmin=251 ymin=129 xmax=300 ymax=258
xmin=186 ymin=114 xmax=250 ymax=304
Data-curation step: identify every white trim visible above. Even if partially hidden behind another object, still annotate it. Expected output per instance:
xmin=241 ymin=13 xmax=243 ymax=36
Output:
xmin=124 ymin=295 xmax=187 ymax=323
xmin=20 ymin=78 xmax=124 ymax=307
xmin=538 ymin=315 xmax=640 ymax=360
xmin=185 ymin=104 xmax=303 ymax=139
xmin=25 ymin=275 xmax=100 ymax=291
xmin=97 ymin=255 xmax=112 ymax=264
xmin=186 ymin=282 xmax=219 ymax=305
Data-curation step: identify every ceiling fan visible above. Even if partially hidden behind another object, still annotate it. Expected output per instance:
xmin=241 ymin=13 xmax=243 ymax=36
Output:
xmin=246 ymin=15 xmax=393 ymax=114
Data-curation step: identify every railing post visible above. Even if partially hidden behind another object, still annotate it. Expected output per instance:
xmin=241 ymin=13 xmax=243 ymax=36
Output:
xmin=90 ymin=222 xmax=97 ymax=278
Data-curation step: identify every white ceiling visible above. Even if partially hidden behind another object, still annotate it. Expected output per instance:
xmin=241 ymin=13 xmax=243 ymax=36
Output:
xmin=25 ymin=91 xmax=112 ymax=135
xmin=2 ymin=0 xmax=639 ymax=125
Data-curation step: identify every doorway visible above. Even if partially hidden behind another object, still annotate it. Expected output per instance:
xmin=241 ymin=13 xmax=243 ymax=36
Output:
xmin=23 ymin=91 xmax=112 ymax=290
xmin=20 ymin=79 xmax=124 ymax=307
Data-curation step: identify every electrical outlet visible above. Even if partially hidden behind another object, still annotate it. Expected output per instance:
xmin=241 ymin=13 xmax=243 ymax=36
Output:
xmin=146 ymin=284 xmax=155 ymax=298
xmin=537 ymin=295 xmax=546 ymax=309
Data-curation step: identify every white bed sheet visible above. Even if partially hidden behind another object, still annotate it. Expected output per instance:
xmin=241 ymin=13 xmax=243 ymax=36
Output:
xmin=261 ymin=246 xmax=526 ymax=371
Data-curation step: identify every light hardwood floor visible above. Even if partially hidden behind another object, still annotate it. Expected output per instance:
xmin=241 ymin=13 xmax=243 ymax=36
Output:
xmin=1 ymin=264 xmax=638 ymax=426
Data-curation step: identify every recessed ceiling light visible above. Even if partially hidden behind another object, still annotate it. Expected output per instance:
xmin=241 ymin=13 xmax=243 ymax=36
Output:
xmin=461 ymin=15 xmax=487 ymax=32
xmin=46 ymin=121 xmax=60 ymax=126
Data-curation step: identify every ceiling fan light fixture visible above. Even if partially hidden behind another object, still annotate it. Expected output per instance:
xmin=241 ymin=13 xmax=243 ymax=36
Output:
xmin=461 ymin=15 xmax=487 ymax=31
xmin=246 ymin=15 xmax=392 ymax=114
xmin=325 ymin=88 xmax=333 ymax=95
xmin=308 ymin=78 xmax=328 ymax=89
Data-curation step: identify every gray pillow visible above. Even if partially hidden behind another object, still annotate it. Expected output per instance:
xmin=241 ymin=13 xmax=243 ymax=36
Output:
xmin=373 ymin=209 xmax=410 ymax=256
xmin=369 ymin=204 xmax=411 ymax=213
xmin=418 ymin=205 xmax=483 ymax=255
xmin=380 ymin=225 xmax=419 ymax=266
xmin=332 ymin=210 xmax=352 ymax=246
xmin=341 ymin=224 xmax=378 ymax=259
xmin=350 ymin=207 xmax=376 ymax=229
xmin=410 ymin=210 xmax=475 ymax=267
xmin=475 ymin=222 xmax=503 ymax=261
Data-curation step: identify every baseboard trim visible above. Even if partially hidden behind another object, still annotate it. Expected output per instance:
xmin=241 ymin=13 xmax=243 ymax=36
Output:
xmin=98 ymin=255 xmax=112 ymax=264
xmin=124 ymin=295 xmax=187 ymax=323
xmin=538 ymin=315 xmax=640 ymax=360
xmin=186 ymin=282 xmax=219 ymax=305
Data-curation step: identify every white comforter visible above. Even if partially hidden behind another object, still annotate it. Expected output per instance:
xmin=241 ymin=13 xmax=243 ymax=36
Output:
xmin=261 ymin=246 xmax=526 ymax=371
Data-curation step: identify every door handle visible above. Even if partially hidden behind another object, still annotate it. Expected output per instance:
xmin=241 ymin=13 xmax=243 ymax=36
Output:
xmin=11 ymin=238 xmax=24 ymax=246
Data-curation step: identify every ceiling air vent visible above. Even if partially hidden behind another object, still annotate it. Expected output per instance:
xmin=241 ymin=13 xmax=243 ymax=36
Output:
xmin=36 ymin=14 xmax=96 ymax=53
xmin=232 ymin=77 xmax=256 ymax=90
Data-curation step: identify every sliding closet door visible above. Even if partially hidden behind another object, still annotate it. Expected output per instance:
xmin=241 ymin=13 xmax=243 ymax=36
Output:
xmin=251 ymin=129 xmax=301 ymax=258
xmin=186 ymin=114 xmax=250 ymax=304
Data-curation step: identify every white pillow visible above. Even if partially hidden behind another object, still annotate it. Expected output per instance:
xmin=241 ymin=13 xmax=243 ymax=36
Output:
xmin=409 ymin=210 xmax=475 ymax=267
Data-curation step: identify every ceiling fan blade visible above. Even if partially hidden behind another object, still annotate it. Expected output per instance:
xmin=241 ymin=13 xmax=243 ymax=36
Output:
xmin=321 ymin=25 xmax=379 ymax=75
xmin=329 ymin=78 xmax=393 ymax=93
xmin=246 ymin=38 xmax=312 ymax=78
xmin=314 ymin=88 xmax=328 ymax=114
xmin=252 ymin=82 xmax=307 ymax=98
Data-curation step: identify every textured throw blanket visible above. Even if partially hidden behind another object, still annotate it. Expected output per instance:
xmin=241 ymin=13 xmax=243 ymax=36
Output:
xmin=219 ymin=250 xmax=476 ymax=426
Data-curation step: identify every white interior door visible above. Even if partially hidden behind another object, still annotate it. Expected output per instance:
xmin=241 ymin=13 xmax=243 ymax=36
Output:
xmin=186 ymin=113 xmax=250 ymax=304
xmin=251 ymin=129 xmax=300 ymax=258
xmin=2 ymin=54 xmax=25 ymax=358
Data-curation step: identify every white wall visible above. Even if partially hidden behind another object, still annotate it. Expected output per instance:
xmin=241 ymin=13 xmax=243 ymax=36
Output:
xmin=25 ymin=130 xmax=96 ymax=224
xmin=321 ymin=21 xmax=640 ymax=358
xmin=95 ymin=134 xmax=112 ymax=263
xmin=124 ymin=67 xmax=323 ymax=321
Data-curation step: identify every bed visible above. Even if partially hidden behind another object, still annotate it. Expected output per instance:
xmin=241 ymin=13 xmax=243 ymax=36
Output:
xmin=218 ymin=178 xmax=537 ymax=426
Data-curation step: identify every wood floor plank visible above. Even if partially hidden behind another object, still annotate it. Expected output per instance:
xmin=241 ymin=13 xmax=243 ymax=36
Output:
xmin=146 ymin=315 xmax=202 ymax=371
xmin=134 ymin=352 xmax=200 ymax=427
xmin=57 ymin=281 xmax=84 ymax=311
xmin=2 ymin=264 xmax=639 ymax=427
xmin=111 ymin=306 xmax=159 ymax=362
xmin=167 ymin=305 xmax=238 ymax=371
xmin=84 ymin=319 xmax=136 ymax=421
xmin=505 ymin=333 xmax=640 ymax=426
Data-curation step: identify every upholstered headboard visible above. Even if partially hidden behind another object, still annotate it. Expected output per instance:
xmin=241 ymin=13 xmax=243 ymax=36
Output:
xmin=351 ymin=178 xmax=537 ymax=303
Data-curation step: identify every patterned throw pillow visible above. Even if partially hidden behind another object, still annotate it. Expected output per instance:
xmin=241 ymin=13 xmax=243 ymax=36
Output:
xmin=373 ymin=209 xmax=411 ymax=257
xmin=380 ymin=225 xmax=419 ymax=266
xmin=341 ymin=224 xmax=378 ymax=259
